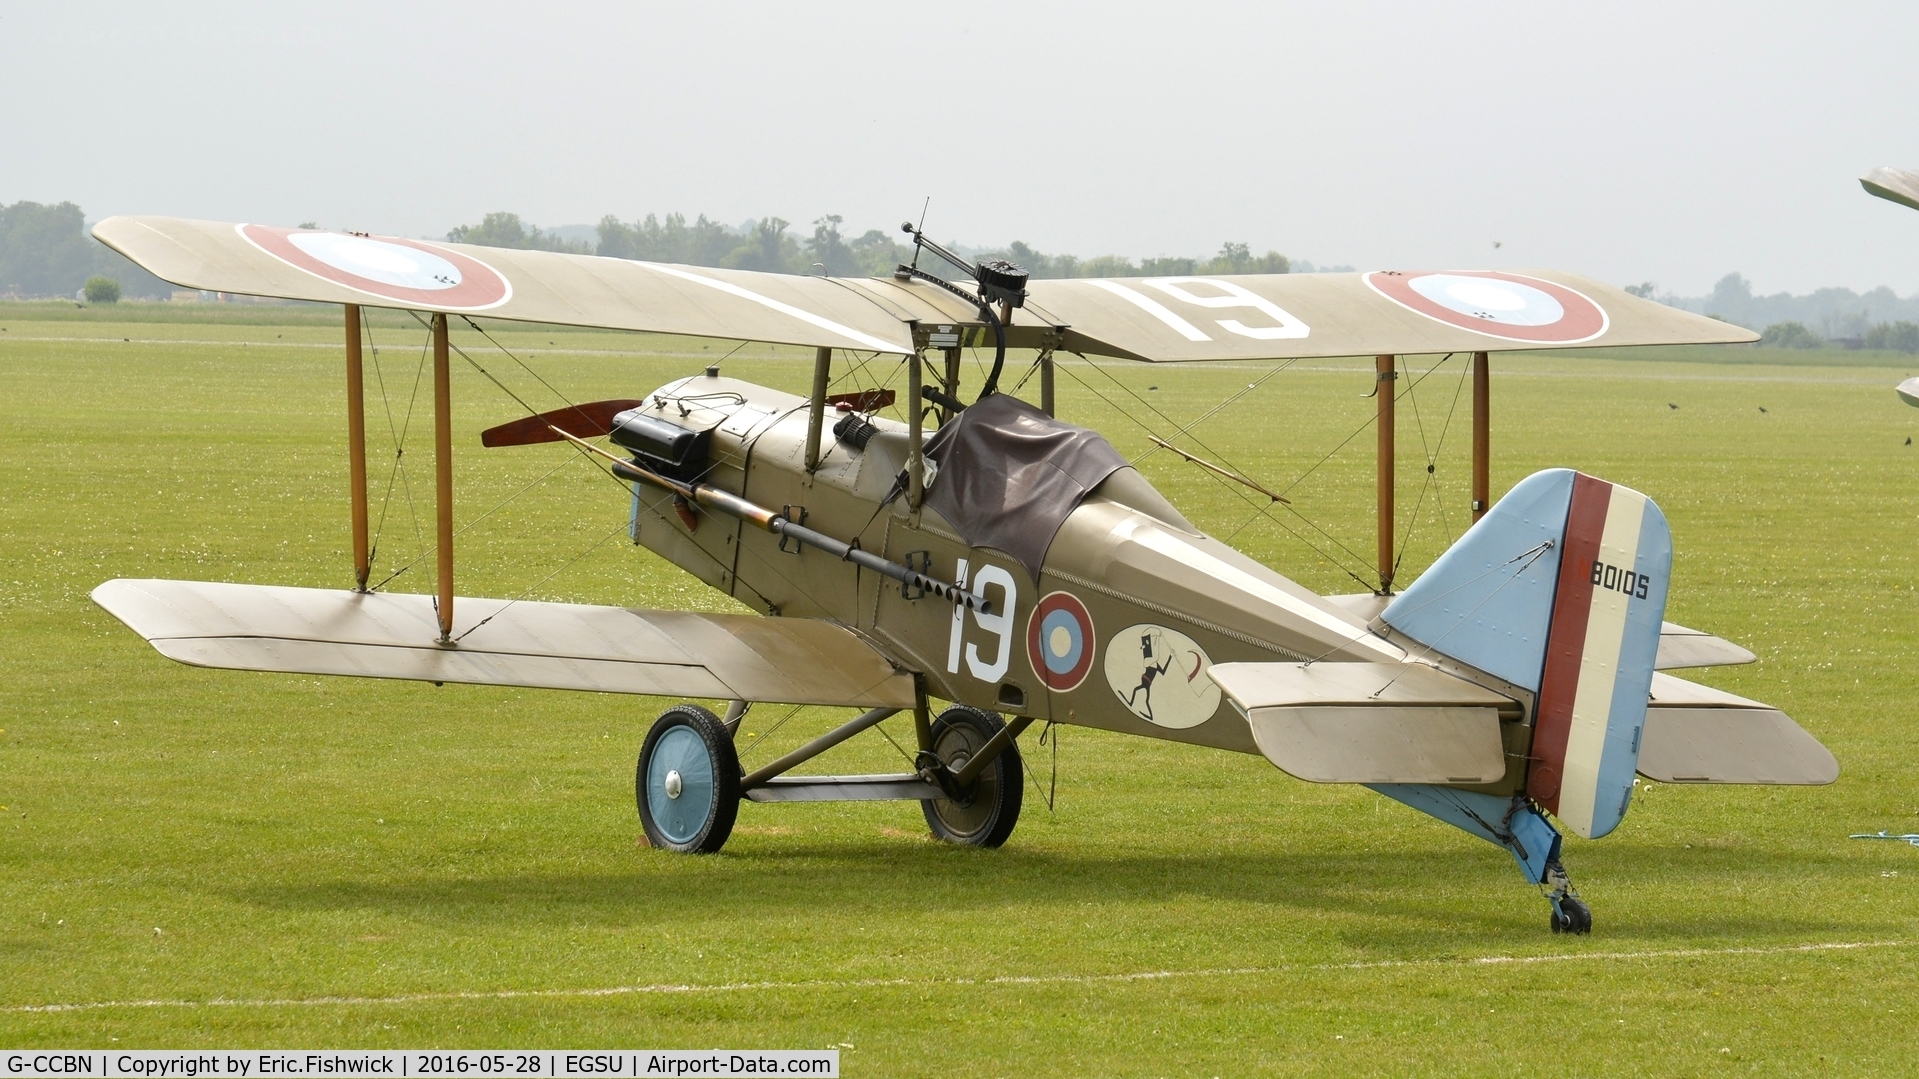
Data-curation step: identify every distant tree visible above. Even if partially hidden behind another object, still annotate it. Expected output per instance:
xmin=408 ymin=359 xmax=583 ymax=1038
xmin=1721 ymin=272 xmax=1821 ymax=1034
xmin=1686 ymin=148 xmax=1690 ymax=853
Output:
xmin=1138 ymin=256 xmax=1197 ymax=276
xmin=804 ymin=215 xmax=861 ymax=276
xmin=985 ymin=238 xmax=1286 ymax=280
xmin=1865 ymin=320 xmax=1919 ymax=352
xmin=596 ymin=212 xmax=738 ymax=265
xmin=1199 ymin=241 xmax=1289 ymax=275
xmin=1078 ymin=254 xmax=1140 ymax=277
xmin=722 ymin=218 xmax=802 ymax=273
xmin=994 ymin=240 xmax=1078 ymax=280
xmin=447 ymin=212 xmax=589 ymax=254
xmin=83 ymin=275 xmax=120 ymax=303
xmin=1708 ymin=273 xmax=1754 ymax=324
xmin=1758 ymin=321 xmax=1825 ymax=349
xmin=297 ymin=221 xmax=318 ymax=230
xmin=0 ymin=200 xmax=94 ymax=297
xmin=847 ymin=228 xmax=910 ymax=275
xmin=1623 ymin=282 xmax=1656 ymax=299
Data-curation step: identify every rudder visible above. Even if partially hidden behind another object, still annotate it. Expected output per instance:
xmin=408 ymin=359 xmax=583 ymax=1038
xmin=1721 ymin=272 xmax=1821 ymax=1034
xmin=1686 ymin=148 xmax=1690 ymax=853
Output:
xmin=1381 ymin=469 xmax=1671 ymax=839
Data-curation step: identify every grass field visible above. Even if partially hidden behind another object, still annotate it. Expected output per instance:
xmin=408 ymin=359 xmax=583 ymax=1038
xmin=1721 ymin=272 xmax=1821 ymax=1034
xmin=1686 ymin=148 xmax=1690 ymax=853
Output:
xmin=2 ymin=300 xmax=1916 ymax=1073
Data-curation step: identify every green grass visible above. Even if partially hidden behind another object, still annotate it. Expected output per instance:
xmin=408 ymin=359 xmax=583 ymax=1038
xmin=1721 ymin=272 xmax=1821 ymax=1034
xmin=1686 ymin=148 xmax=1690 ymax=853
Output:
xmin=2 ymin=305 xmax=1917 ymax=1073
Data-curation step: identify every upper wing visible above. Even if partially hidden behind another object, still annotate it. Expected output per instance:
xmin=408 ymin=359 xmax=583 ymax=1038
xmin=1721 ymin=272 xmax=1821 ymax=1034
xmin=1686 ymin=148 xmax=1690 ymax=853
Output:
xmin=92 ymin=216 xmax=924 ymax=355
xmin=95 ymin=215 xmax=1754 ymax=362
xmin=1023 ymin=270 xmax=1756 ymax=361
xmin=1862 ymin=166 xmax=1919 ymax=212
xmin=92 ymin=579 xmax=915 ymax=709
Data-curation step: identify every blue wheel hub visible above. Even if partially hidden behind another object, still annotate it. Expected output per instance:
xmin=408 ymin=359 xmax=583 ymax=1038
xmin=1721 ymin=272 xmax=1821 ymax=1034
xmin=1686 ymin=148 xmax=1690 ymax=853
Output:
xmin=646 ymin=725 xmax=716 ymax=845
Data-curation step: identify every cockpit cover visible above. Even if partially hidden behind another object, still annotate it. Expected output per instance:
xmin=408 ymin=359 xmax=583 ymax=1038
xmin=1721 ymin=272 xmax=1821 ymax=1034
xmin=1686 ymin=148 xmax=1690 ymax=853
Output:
xmin=923 ymin=394 xmax=1127 ymax=580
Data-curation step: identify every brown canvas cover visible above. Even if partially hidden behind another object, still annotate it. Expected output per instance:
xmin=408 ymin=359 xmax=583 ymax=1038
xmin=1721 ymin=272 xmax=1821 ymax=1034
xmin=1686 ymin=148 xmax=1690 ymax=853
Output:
xmin=923 ymin=394 xmax=1127 ymax=580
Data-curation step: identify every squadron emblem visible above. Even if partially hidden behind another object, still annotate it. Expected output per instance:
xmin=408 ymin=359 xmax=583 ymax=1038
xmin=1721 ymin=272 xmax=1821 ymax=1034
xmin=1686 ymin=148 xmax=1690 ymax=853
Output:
xmin=1103 ymin=623 xmax=1220 ymax=729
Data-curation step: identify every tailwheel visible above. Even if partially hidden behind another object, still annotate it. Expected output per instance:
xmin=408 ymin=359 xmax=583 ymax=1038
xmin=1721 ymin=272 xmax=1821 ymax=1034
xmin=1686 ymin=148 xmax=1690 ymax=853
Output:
xmin=1541 ymin=859 xmax=1592 ymax=934
xmin=920 ymin=704 xmax=1023 ymax=848
xmin=1551 ymin=896 xmax=1593 ymax=935
xmin=637 ymin=704 xmax=741 ymax=853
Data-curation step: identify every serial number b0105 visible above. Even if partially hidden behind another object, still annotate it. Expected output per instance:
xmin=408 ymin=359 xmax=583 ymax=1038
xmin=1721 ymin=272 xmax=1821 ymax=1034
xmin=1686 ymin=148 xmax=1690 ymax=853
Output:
xmin=1591 ymin=560 xmax=1651 ymax=600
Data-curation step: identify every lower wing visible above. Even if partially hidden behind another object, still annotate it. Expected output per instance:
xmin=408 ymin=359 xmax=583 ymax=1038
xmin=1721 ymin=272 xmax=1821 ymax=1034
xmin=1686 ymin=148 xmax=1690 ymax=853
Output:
xmin=92 ymin=579 xmax=914 ymax=709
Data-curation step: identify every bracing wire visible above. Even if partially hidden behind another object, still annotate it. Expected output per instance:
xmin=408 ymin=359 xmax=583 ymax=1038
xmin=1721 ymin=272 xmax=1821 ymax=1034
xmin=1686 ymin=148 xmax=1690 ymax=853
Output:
xmin=1391 ymin=353 xmax=1471 ymax=582
xmin=737 ymin=704 xmax=806 ymax=761
xmin=453 ymin=517 xmax=632 ymax=642
xmin=1054 ymin=358 xmax=1377 ymax=587
xmin=1132 ymin=358 xmax=1299 ymax=467
xmin=365 ymin=316 xmax=434 ymax=591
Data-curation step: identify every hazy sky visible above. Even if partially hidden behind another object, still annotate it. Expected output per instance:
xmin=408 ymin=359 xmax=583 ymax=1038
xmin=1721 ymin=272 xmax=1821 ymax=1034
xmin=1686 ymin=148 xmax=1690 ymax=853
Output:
xmin=7 ymin=2 xmax=1919 ymax=295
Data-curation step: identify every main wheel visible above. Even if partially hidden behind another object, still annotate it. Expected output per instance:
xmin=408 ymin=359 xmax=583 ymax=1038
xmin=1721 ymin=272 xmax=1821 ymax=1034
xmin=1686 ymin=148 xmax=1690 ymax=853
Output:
xmin=920 ymin=704 xmax=1023 ymax=848
xmin=637 ymin=704 xmax=741 ymax=853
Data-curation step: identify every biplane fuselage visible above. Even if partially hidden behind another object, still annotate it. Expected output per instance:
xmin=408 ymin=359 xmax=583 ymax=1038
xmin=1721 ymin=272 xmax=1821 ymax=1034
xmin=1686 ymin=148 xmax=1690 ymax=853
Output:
xmin=628 ymin=370 xmax=1537 ymax=794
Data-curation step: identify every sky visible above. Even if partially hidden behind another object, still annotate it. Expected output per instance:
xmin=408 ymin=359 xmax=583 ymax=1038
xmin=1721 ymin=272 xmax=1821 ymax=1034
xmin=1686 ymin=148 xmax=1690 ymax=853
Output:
xmin=6 ymin=1 xmax=1919 ymax=296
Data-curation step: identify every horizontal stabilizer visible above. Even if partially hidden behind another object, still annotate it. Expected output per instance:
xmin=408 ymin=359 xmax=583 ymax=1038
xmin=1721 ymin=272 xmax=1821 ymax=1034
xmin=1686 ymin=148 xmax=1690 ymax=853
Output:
xmin=1655 ymin=621 xmax=1757 ymax=669
xmin=92 ymin=579 xmax=915 ymax=708
xmin=1638 ymin=672 xmax=1837 ymax=784
xmin=1209 ymin=661 xmax=1513 ymax=784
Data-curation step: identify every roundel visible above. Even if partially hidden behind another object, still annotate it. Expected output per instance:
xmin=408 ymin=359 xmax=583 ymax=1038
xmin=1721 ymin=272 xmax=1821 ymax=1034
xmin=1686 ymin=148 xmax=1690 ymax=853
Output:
xmin=1026 ymin=591 xmax=1096 ymax=692
xmin=1364 ymin=270 xmax=1607 ymax=344
xmin=237 ymin=224 xmax=511 ymax=310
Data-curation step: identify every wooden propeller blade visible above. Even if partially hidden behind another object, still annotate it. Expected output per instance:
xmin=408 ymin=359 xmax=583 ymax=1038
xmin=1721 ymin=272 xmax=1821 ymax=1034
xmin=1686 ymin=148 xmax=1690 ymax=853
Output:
xmin=480 ymin=399 xmax=646 ymax=447
xmin=826 ymin=388 xmax=896 ymax=412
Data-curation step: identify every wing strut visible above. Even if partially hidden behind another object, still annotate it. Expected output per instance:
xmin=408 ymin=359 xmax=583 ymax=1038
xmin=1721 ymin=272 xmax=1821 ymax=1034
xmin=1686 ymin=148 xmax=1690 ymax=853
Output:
xmin=1376 ymin=354 xmax=1396 ymax=594
xmin=432 ymin=312 xmax=454 ymax=642
xmin=345 ymin=304 xmax=371 ymax=591
xmin=1472 ymin=351 xmax=1490 ymax=522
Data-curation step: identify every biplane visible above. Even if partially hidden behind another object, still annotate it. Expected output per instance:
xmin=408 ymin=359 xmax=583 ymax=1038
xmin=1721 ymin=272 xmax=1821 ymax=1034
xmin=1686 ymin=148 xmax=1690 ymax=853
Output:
xmin=88 ymin=214 xmax=1839 ymax=934
xmin=1861 ymin=165 xmax=1919 ymax=409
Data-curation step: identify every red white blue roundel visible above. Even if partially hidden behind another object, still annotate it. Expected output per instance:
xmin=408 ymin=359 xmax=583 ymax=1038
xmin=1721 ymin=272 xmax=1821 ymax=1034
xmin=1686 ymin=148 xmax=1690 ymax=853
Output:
xmin=1364 ymin=270 xmax=1607 ymax=344
xmin=1026 ymin=591 xmax=1096 ymax=692
xmin=238 ymin=224 xmax=512 ymax=310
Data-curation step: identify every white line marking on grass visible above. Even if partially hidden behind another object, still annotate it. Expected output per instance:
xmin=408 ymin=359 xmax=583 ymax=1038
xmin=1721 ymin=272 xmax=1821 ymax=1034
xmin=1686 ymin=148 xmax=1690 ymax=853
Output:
xmin=6 ymin=939 xmax=1907 ymax=1015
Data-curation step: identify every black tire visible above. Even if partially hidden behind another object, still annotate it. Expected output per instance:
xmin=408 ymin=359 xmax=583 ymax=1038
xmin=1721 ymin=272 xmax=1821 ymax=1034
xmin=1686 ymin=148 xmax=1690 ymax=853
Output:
xmin=920 ymin=704 xmax=1023 ymax=848
xmin=1559 ymin=897 xmax=1593 ymax=935
xmin=1550 ymin=897 xmax=1593 ymax=935
xmin=636 ymin=704 xmax=741 ymax=854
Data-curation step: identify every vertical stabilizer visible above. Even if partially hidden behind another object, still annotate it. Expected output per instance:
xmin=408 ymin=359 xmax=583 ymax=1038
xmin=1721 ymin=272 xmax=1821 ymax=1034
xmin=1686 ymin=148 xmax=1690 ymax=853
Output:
xmin=1382 ymin=469 xmax=1671 ymax=838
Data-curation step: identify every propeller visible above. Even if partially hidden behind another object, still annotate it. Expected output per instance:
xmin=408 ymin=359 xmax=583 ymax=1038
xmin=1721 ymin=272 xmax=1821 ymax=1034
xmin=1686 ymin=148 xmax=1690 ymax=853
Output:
xmin=480 ymin=399 xmax=646 ymax=448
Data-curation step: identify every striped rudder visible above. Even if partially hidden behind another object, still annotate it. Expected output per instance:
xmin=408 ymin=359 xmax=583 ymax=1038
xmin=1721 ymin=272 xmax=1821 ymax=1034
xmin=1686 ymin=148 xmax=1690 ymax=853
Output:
xmin=1383 ymin=469 xmax=1671 ymax=839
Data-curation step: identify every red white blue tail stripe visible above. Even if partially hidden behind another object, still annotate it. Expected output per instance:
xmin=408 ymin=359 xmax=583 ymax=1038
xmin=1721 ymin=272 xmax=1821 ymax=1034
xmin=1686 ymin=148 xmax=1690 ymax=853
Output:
xmin=1526 ymin=474 xmax=1670 ymax=838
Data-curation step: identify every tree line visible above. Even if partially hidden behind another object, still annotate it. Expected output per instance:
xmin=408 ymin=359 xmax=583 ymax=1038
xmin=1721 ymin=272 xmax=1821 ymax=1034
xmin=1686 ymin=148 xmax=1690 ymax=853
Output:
xmin=448 ymin=210 xmax=1292 ymax=280
xmin=0 ymin=201 xmax=170 ymax=300
xmin=1634 ymin=271 xmax=1919 ymax=347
